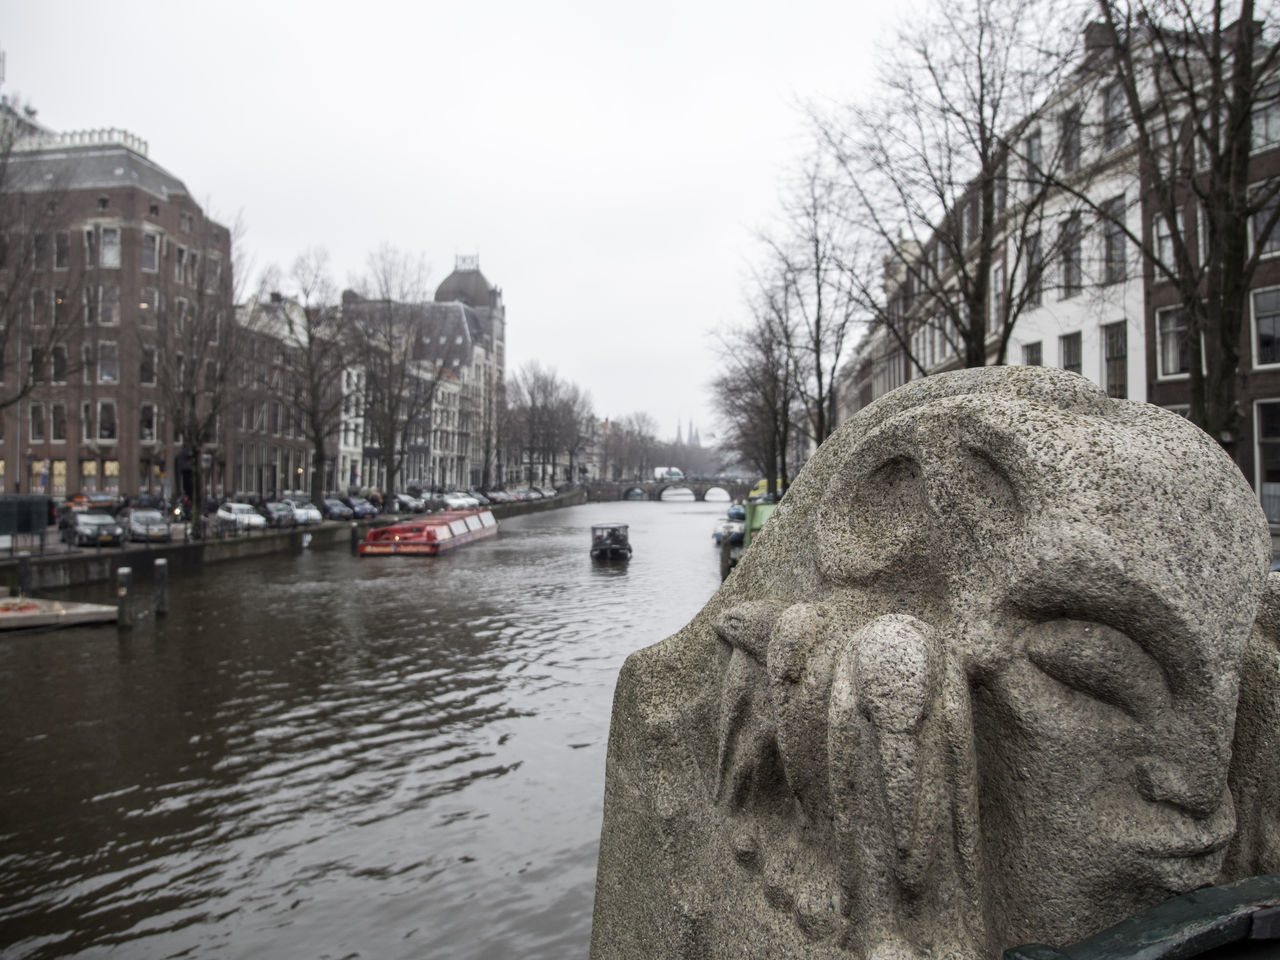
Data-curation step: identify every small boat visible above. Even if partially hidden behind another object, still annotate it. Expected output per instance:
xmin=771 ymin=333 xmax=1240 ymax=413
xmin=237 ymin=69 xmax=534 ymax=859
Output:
xmin=712 ymin=504 xmax=746 ymax=545
xmin=358 ymin=509 xmax=498 ymax=556
xmin=591 ymin=523 xmax=632 ymax=560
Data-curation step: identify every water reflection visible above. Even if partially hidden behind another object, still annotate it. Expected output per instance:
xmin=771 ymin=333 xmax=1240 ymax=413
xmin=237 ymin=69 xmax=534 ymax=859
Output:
xmin=0 ymin=501 xmax=726 ymax=959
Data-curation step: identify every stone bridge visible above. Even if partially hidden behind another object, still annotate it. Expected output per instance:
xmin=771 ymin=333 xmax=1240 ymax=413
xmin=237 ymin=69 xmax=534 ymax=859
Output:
xmin=584 ymin=480 xmax=752 ymax=502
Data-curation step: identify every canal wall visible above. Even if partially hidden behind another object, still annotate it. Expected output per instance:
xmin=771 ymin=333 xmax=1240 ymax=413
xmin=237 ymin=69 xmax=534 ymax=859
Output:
xmin=0 ymin=490 xmax=587 ymax=593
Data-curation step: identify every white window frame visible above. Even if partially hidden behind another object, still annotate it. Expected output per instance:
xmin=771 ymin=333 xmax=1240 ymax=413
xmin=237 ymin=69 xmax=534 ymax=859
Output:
xmin=97 ymin=340 xmax=119 ymax=384
xmin=1251 ymin=284 xmax=1280 ymax=370
xmin=100 ymin=227 xmax=121 ymax=269
xmin=97 ymin=400 xmax=118 ymax=443
xmin=1248 ymin=189 xmax=1280 ymax=260
xmin=1157 ymin=305 xmax=1192 ymax=380
xmin=98 ymin=283 xmax=120 ymax=326
xmin=141 ymin=231 xmax=160 ymax=272
xmin=50 ymin=403 xmax=66 ymax=444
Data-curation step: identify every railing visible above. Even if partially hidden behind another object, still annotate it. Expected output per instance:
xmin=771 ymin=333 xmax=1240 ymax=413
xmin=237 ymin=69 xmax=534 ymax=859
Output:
xmin=14 ymin=127 xmax=149 ymax=156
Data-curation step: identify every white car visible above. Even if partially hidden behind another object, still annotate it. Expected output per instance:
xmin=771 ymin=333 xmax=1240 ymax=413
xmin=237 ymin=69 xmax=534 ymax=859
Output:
xmin=288 ymin=500 xmax=323 ymax=525
xmin=442 ymin=493 xmax=479 ymax=510
xmin=216 ymin=502 xmax=267 ymax=531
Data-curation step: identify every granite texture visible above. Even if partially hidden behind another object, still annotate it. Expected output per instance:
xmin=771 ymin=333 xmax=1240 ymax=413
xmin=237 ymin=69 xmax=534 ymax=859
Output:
xmin=590 ymin=367 xmax=1279 ymax=959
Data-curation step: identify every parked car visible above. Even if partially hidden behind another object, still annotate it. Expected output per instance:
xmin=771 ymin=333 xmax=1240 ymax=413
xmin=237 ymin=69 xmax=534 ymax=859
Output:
xmin=341 ymin=497 xmax=378 ymax=519
xmin=322 ymin=498 xmax=354 ymax=521
xmin=258 ymin=501 xmax=296 ymax=527
xmin=121 ymin=508 xmax=172 ymax=543
xmin=466 ymin=489 xmax=491 ymax=505
xmin=394 ymin=492 xmax=425 ymax=513
xmin=538 ymin=487 xmax=558 ymax=499
xmin=442 ymin=492 xmax=479 ymax=510
xmin=485 ymin=490 xmax=513 ymax=504
xmin=286 ymin=499 xmax=323 ymax=525
xmin=62 ymin=512 xmax=124 ymax=547
xmin=216 ymin=502 xmax=268 ymax=532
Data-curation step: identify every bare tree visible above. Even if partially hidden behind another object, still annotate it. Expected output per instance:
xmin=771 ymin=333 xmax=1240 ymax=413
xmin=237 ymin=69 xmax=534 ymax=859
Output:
xmin=152 ymin=213 xmax=247 ymax=531
xmin=267 ymin=248 xmax=345 ymax=504
xmin=1079 ymin=1 xmax=1280 ymax=455
xmin=760 ymin=162 xmax=861 ymax=448
xmin=814 ymin=0 xmax=1086 ymax=372
xmin=711 ymin=292 xmax=800 ymax=495
xmin=345 ymin=245 xmax=439 ymax=506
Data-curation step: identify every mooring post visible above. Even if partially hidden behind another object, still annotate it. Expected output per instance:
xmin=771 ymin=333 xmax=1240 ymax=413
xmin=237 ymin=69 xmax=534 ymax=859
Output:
xmin=350 ymin=521 xmax=359 ymax=554
xmin=117 ymin=566 xmax=132 ymax=629
xmin=154 ymin=558 xmax=168 ymax=616
xmin=17 ymin=551 xmax=32 ymax=597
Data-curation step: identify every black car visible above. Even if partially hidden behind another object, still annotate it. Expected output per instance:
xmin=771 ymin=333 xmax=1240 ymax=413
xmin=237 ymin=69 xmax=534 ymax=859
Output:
xmin=62 ymin=512 xmax=124 ymax=547
xmin=322 ymin=499 xmax=354 ymax=521
xmin=257 ymin=501 xmax=296 ymax=527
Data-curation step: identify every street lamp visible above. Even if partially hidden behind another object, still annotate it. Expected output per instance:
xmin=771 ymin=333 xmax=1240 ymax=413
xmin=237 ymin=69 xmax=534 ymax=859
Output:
xmin=297 ymin=466 xmax=303 ymax=494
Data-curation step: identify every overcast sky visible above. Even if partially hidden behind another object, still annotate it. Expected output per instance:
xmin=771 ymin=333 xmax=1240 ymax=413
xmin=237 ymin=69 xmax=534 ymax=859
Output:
xmin=3 ymin=1 xmax=894 ymax=446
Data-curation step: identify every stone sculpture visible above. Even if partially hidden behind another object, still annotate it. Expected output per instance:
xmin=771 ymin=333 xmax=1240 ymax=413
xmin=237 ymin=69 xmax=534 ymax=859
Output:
xmin=590 ymin=366 xmax=1280 ymax=959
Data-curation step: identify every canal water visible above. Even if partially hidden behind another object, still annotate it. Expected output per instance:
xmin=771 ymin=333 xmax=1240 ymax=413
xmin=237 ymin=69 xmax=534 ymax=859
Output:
xmin=0 ymin=499 xmax=729 ymax=959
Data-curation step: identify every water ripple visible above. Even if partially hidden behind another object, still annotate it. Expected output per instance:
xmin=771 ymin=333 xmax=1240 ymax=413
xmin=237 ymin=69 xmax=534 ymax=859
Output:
xmin=0 ymin=501 xmax=726 ymax=959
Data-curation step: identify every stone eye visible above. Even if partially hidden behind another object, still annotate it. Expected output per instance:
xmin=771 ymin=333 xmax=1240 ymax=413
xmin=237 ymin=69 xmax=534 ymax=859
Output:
xmin=1023 ymin=619 xmax=1170 ymax=719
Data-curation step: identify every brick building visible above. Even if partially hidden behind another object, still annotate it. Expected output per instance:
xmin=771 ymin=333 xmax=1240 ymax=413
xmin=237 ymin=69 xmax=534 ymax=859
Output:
xmin=1 ymin=114 xmax=232 ymax=500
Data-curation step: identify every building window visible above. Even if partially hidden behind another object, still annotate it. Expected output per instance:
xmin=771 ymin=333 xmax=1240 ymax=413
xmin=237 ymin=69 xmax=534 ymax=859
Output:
xmin=1022 ymin=341 xmax=1042 ymax=366
xmin=1103 ymin=196 xmax=1126 ymax=283
xmin=1103 ymin=322 xmax=1127 ymax=398
xmin=188 ymin=251 xmax=199 ymax=287
xmin=140 ymin=404 xmax=156 ymax=444
xmin=140 ymin=287 xmax=158 ymax=325
xmin=1158 ymin=306 xmax=1191 ymax=376
xmin=54 ymin=288 xmax=71 ymax=326
xmin=175 ymin=246 xmax=186 ymax=283
xmin=1257 ymin=400 xmax=1280 ymax=523
xmin=141 ymin=346 xmax=156 ymax=385
xmin=81 ymin=402 xmax=92 ymax=441
xmin=98 ymin=401 xmax=117 ymax=441
xmin=1252 ymin=192 xmax=1279 ymax=258
xmin=1154 ymin=212 xmax=1183 ymax=276
xmin=142 ymin=232 xmax=159 ymax=272
xmin=99 ymin=284 xmax=119 ymax=325
xmin=54 ymin=231 xmax=69 ymax=270
xmin=82 ymin=345 xmax=92 ymax=385
xmin=29 ymin=346 xmax=45 ymax=384
xmin=51 ymin=404 xmax=66 ymax=443
xmin=98 ymin=341 xmax=118 ymax=383
xmin=180 ymin=212 xmax=193 ymax=233
xmin=1060 ymin=214 xmax=1082 ymax=298
xmin=149 ymin=203 xmax=160 ymax=218
xmin=98 ymin=196 xmax=109 ymax=212
xmin=30 ymin=288 xmax=47 ymax=327
xmin=101 ymin=227 xmax=121 ymax=269
xmin=1103 ymin=82 xmax=1127 ymax=151
xmin=1255 ymin=288 xmax=1280 ymax=367
xmin=1026 ymin=232 xmax=1042 ymax=307
xmin=51 ymin=344 xmax=67 ymax=384
xmin=82 ymin=287 xmax=97 ymax=326
xmin=83 ymin=228 xmax=96 ymax=268
xmin=1253 ymin=82 xmax=1280 ymax=153
xmin=1060 ymin=331 xmax=1082 ymax=374
xmin=1024 ymin=129 xmax=1043 ymax=187
xmin=29 ymin=403 xmax=44 ymax=442
xmin=1061 ymin=106 xmax=1082 ymax=173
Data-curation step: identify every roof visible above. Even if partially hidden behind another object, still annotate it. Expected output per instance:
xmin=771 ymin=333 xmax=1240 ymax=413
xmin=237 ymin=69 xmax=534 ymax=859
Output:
xmin=5 ymin=142 xmax=191 ymax=201
xmin=434 ymin=263 xmax=499 ymax=308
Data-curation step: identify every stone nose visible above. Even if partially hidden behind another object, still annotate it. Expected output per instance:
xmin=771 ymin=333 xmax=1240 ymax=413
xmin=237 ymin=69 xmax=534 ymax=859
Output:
xmin=1136 ymin=755 xmax=1227 ymax=819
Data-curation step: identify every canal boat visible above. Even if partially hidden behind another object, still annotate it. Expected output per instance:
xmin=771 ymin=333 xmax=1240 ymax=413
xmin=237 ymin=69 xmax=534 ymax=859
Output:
xmin=590 ymin=523 xmax=632 ymax=561
xmin=358 ymin=509 xmax=498 ymax=556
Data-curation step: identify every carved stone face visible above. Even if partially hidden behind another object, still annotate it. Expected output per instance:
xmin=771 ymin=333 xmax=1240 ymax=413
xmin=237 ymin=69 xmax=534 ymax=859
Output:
xmin=591 ymin=368 xmax=1276 ymax=960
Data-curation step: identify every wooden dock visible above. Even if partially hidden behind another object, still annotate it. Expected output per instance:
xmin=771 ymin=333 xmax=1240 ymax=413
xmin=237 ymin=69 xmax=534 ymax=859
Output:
xmin=0 ymin=597 xmax=118 ymax=630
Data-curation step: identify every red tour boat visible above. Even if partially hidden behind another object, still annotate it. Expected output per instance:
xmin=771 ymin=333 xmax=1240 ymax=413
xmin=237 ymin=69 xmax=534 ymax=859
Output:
xmin=358 ymin=509 xmax=499 ymax=556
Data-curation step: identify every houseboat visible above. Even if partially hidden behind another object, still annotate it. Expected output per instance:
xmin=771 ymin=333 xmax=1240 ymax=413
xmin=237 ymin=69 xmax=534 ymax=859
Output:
xmin=358 ymin=509 xmax=499 ymax=556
